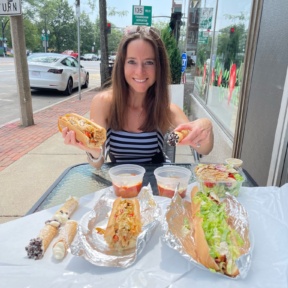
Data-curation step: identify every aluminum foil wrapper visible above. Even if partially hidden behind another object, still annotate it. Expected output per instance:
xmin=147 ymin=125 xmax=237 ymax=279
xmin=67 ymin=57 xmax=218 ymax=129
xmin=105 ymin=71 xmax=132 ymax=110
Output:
xmin=70 ymin=185 xmax=161 ymax=268
xmin=161 ymin=191 xmax=253 ymax=279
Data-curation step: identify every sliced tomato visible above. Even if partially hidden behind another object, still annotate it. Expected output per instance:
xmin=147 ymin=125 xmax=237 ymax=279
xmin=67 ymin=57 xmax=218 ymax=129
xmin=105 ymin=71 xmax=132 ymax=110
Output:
xmin=113 ymin=235 xmax=119 ymax=242
xmin=204 ymin=182 xmax=215 ymax=188
xmin=228 ymin=173 xmax=236 ymax=179
xmin=85 ymin=131 xmax=92 ymax=138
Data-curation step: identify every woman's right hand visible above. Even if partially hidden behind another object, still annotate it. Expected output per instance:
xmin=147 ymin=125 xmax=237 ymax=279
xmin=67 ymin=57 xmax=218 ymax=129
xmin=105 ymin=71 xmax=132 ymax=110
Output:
xmin=62 ymin=127 xmax=98 ymax=153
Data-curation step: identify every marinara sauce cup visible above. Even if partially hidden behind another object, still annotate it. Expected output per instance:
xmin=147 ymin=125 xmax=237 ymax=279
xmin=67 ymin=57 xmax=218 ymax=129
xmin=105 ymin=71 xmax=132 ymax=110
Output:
xmin=108 ymin=164 xmax=145 ymax=198
xmin=154 ymin=166 xmax=192 ymax=198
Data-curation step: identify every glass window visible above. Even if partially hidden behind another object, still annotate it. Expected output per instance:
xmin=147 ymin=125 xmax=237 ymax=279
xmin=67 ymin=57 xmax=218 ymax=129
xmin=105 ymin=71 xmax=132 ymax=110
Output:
xmin=190 ymin=0 xmax=252 ymax=136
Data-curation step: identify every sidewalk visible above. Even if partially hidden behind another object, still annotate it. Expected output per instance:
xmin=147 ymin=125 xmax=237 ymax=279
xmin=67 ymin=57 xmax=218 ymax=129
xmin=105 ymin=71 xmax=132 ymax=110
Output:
xmin=0 ymin=88 xmax=195 ymax=224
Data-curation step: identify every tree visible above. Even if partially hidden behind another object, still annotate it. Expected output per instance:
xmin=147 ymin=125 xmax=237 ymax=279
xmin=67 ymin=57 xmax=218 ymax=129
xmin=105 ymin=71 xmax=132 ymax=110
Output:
xmin=161 ymin=26 xmax=182 ymax=84
xmin=99 ymin=0 xmax=110 ymax=86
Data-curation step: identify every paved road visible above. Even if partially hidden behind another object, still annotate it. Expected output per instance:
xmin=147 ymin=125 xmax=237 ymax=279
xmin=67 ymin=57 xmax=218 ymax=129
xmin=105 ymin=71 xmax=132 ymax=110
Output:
xmin=0 ymin=57 xmax=101 ymax=126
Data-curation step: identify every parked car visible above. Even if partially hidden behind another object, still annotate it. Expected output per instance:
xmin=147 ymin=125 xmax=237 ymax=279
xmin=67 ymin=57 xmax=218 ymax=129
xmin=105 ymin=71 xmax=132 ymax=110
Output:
xmin=82 ymin=53 xmax=98 ymax=61
xmin=62 ymin=50 xmax=79 ymax=59
xmin=109 ymin=55 xmax=117 ymax=62
xmin=27 ymin=53 xmax=89 ymax=95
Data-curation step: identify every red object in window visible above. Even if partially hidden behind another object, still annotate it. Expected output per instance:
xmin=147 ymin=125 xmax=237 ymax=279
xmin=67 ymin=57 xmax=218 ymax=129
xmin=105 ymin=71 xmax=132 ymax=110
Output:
xmin=217 ymin=69 xmax=222 ymax=86
xmin=210 ymin=68 xmax=215 ymax=85
xmin=202 ymin=63 xmax=207 ymax=84
xmin=228 ymin=63 xmax=237 ymax=105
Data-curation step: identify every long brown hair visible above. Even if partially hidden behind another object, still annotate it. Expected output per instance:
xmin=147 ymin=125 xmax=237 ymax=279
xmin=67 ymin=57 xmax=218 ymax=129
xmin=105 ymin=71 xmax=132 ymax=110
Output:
xmin=109 ymin=26 xmax=172 ymax=133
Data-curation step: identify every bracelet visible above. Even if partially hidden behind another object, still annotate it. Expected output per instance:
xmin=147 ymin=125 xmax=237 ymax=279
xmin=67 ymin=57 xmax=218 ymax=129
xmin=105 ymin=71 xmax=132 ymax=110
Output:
xmin=86 ymin=148 xmax=104 ymax=163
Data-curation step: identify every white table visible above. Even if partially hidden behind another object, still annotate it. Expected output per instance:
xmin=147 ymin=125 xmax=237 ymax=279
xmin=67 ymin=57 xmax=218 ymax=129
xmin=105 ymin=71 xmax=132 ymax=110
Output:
xmin=1 ymin=184 xmax=288 ymax=288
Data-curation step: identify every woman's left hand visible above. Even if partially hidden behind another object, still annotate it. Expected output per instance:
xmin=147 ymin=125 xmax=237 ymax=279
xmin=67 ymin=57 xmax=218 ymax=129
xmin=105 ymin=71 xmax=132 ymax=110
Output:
xmin=174 ymin=118 xmax=214 ymax=155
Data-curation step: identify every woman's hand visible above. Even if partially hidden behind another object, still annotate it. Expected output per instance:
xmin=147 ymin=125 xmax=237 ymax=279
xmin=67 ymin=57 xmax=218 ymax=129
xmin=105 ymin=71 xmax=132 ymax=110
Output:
xmin=62 ymin=127 xmax=87 ymax=151
xmin=174 ymin=118 xmax=214 ymax=155
xmin=62 ymin=127 xmax=104 ymax=168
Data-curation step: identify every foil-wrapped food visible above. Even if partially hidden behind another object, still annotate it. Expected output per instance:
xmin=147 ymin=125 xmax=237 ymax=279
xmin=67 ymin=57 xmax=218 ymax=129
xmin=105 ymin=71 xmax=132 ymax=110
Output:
xmin=71 ymin=185 xmax=161 ymax=268
xmin=161 ymin=186 xmax=252 ymax=279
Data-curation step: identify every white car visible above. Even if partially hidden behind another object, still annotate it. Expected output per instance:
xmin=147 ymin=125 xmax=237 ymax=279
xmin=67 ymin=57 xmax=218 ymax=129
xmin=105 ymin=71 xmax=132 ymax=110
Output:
xmin=27 ymin=53 xmax=89 ymax=95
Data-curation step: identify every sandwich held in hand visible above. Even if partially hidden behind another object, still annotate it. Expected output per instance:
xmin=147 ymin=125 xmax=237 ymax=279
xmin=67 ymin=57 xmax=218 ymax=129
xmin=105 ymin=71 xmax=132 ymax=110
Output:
xmin=191 ymin=187 xmax=250 ymax=277
xmin=58 ymin=113 xmax=106 ymax=148
xmin=100 ymin=197 xmax=142 ymax=250
xmin=25 ymin=196 xmax=79 ymax=260
xmin=167 ymin=130 xmax=189 ymax=146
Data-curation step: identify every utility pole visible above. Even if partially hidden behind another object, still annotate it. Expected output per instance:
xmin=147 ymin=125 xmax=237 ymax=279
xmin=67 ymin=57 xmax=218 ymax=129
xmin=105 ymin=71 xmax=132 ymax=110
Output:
xmin=99 ymin=0 xmax=110 ymax=86
xmin=10 ymin=15 xmax=34 ymax=127
xmin=75 ymin=0 xmax=81 ymax=100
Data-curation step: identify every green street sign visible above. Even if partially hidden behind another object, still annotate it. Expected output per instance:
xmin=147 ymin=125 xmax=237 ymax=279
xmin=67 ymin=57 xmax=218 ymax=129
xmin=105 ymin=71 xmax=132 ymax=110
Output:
xmin=199 ymin=8 xmax=213 ymax=30
xmin=132 ymin=5 xmax=152 ymax=26
xmin=198 ymin=30 xmax=209 ymax=44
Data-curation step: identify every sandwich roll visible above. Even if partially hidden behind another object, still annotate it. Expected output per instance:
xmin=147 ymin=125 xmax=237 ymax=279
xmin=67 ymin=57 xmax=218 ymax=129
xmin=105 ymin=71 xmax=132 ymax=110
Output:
xmin=53 ymin=220 xmax=78 ymax=260
xmin=104 ymin=197 xmax=142 ymax=250
xmin=58 ymin=113 xmax=106 ymax=148
xmin=191 ymin=187 xmax=248 ymax=277
xmin=167 ymin=130 xmax=189 ymax=146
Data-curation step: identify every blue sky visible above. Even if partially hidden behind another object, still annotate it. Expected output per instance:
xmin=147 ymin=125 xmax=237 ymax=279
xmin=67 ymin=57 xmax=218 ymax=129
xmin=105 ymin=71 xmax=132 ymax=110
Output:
xmin=69 ymin=0 xmax=173 ymax=27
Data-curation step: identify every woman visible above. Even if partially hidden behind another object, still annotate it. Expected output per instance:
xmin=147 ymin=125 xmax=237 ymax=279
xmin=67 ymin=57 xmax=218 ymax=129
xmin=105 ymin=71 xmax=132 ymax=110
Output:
xmin=62 ymin=26 xmax=213 ymax=168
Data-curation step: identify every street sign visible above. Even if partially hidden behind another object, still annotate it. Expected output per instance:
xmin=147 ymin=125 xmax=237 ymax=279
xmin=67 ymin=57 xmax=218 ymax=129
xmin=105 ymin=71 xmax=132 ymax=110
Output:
xmin=199 ymin=8 xmax=213 ymax=30
xmin=132 ymin=5 xmax=152 ymax=26
xmin=181 ymin=52 xmax=187 ymax=73
xmin=198 ymin=31 xmax=209 ymax=44
xmin=0 ymin=0 xmax=22 ymax=16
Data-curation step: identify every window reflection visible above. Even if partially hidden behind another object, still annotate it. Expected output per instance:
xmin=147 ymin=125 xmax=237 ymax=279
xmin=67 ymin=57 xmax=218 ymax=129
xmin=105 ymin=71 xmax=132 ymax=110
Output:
xmin=188 ymin=0 xmax=252 ymax=136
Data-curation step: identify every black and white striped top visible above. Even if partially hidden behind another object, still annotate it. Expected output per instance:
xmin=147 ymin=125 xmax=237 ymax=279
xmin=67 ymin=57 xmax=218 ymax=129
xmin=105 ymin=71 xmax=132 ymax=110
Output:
xmin=105 ymin=129 xmax=170 ymax=164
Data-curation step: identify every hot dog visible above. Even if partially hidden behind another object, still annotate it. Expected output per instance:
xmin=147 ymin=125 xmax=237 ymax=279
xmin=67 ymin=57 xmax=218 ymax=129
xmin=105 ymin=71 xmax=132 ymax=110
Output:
xmin=58 ymin=113 xmax=106 ymax=148
xmin=191 ymin=187 xmax=249 ymax=277
xmin=104 ymin=197 xmax=142 ymax=250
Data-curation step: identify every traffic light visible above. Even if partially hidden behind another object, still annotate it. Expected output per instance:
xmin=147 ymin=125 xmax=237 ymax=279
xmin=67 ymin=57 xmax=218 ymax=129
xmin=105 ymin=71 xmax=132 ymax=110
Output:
xmin=169 ymin=12 xmax=182 ymax=42
xmin=75 ymin=0 xmax=80 ymax=6
xmin=107 ymin=23 xmax=111 ymax=34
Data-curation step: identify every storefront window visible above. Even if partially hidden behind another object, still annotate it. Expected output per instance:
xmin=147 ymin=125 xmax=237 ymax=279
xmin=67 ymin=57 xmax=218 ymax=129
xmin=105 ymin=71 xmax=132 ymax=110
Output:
xmin=190 ymin=0 xmax=252 ymax=136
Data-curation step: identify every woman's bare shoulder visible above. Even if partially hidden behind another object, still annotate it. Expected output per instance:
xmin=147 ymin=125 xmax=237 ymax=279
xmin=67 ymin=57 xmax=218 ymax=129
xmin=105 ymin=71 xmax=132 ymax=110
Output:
xmin=92 ymin=89 xmax=112 ymax=104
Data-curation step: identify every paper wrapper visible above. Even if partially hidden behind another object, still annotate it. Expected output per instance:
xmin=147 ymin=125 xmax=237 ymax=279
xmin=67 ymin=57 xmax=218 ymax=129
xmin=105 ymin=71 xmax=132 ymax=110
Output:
xmin=70 ymin=185 xmax=161 ymax=268
xmin=161 ymin=191 xmax=252 ymax=279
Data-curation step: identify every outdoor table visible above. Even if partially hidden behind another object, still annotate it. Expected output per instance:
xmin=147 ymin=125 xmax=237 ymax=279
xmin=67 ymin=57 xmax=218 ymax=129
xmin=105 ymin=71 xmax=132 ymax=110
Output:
xmin=27 ymin=162 xmax=257 ymax=214
xmin=1 ymin=163 xmax=288 ymax=288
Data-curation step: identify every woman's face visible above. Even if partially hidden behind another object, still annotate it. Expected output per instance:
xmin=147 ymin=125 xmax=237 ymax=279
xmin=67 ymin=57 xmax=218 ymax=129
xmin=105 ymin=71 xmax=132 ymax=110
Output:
xmin=124 ymin=39 xmax=156 ymax=95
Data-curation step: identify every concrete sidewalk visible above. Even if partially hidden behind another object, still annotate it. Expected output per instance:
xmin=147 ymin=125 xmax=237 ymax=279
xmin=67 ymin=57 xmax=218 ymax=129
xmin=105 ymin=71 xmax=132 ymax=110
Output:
xmin=0 ymin=88 xmax=195 ymax=224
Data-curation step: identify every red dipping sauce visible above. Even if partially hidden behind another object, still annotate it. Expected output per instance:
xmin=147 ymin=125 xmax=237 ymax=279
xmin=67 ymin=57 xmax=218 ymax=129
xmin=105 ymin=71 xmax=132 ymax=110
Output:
xmin=157 ymin=185 xmax=187 ymax=198
xmin=113 ymin=182 xmax=142 ymax=198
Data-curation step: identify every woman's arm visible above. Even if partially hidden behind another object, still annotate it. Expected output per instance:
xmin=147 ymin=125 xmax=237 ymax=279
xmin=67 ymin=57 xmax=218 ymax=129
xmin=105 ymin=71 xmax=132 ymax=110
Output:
xmin=169 ymin=103 xmax=214 ymax=155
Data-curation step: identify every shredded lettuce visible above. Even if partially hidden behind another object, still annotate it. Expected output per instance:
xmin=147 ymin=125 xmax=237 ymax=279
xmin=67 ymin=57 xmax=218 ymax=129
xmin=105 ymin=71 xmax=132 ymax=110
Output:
xmin=194 ymin=192 xmax=243 ymax=260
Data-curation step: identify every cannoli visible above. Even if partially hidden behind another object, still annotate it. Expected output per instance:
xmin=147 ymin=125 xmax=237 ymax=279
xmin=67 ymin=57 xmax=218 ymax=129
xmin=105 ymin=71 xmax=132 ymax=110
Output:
xmin=25 ymin=196 xmax=79 ymax=260
xmin=53 ymin=220 xmax=78 ymax=260
xmin=25 ymin=220 xmax=60 ymax=260
xmin=53 ymin=196 xmax=79 ymax=225
xmin=167 ymin=130 xmax=189 ymax=146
